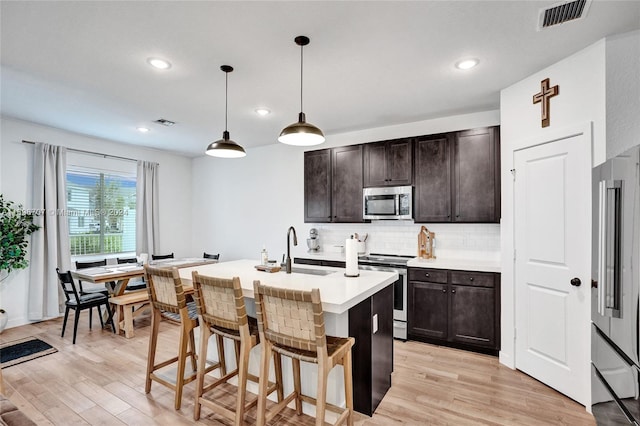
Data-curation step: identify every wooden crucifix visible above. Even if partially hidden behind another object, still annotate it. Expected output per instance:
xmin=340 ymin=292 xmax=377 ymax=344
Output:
xmin=533 ymin=78 xmax=559 ymax=128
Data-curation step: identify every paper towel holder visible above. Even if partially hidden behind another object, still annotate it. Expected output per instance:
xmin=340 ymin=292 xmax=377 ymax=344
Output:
xmin=344 ymin=235 xmax=360 ymax=277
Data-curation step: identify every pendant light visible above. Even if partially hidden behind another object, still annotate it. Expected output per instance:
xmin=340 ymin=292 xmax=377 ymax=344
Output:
xmin=206 ymin=65 xmax=246 ymax=158
xmin=278 ymin=36 xmax=325 ymax=146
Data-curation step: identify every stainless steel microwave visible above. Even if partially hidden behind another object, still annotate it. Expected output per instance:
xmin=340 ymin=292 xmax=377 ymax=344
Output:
xmin=363 ymin=186 xmax=413 ymax=220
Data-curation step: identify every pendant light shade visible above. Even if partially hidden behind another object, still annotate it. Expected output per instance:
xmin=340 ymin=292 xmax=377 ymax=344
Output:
xmin=278 ymin=36 xmax=325 ymax=146
xmin=206 ymin=65 xmax=246 ymax=158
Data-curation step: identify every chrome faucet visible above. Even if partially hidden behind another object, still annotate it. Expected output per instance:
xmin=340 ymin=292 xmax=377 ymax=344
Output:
xmin=286 ymin=226 xmax=298 ymax=273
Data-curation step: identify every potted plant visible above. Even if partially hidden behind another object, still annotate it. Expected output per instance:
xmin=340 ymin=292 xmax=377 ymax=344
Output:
xmin=0 ymin=194 xmax=40 ymax=332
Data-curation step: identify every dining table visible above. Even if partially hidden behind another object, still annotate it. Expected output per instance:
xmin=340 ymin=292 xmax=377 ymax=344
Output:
xmin=70 ymin=257 xmax=217 ymax=326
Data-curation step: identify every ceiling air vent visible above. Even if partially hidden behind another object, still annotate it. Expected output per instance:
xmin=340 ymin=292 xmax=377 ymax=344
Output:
xmin=154 ymin=118 xmax=176 ymax=126
xmin=537 ymin=0 xmax=591 ymax=30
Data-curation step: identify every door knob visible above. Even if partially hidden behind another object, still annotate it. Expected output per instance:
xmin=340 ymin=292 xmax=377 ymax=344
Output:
xmin=570 ymin=277 xmax=581 ymax=287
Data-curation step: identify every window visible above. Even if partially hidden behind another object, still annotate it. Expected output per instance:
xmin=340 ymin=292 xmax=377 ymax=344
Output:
xmin=66 ymin=166 xmax=136 ymax=256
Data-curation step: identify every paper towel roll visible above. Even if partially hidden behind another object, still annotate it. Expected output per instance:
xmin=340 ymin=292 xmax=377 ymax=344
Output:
xmin=345 ymin=237 xmax=359 ymax=277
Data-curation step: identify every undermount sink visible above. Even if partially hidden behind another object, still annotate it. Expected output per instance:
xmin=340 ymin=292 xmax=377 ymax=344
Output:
xmin=289 ymin=267 xmax=334 ymax=276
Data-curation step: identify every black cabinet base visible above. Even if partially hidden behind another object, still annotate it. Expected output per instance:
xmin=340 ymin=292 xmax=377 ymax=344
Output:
xmin=407 ymin=333 xmax=499 ymax=357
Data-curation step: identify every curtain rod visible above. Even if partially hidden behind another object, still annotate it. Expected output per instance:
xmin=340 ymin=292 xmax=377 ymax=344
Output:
xmin=21 ymin=140 xmax=138 ymax=163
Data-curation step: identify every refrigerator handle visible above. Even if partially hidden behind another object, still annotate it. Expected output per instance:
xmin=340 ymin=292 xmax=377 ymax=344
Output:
xmin=598 ymin=180 xmax=622 ymax=318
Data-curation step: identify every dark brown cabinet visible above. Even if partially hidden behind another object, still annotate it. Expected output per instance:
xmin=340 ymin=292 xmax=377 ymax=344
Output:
xmin=414 ymin=134 xmax=452 ymax=222
xmin=303 ymin=146 xmax=363 ymax=223
xmin=349 ymin=283 xmax=393 ymax=416
xmin=332 ymin=145 xmax=363 ymax=222
xmin=364 ymin=139 xmax=413 ymax=187
xmin=453 ymin=127 xmax=500 ymax=222
xmin=413 ymin=126 xmax=500 ymax=223
xmin=408 ymin=267 xmax=500 ymax=354
xmin=304 ymin=149 xmax=332 ymax=223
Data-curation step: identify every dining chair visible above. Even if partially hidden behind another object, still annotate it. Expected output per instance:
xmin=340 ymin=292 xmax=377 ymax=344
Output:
xmin=144 ymin=265 xmax=200 ymax=410
xmin=151 ymin=253 xmax=174 ymax=260
xmin=253 ymin=281 xmax=355 ymax=426
xmin=56 ymin=268 xmax=115 ymax=344
xmin=75 ymin=259 xmax=111 ymax=295
xmin=202 ymin=252 xmax=220 ymax=260
xmin=116 ymin=257 xmax=146 ymax=291
xmin=191 ymin=272 xmax=281 ymax=424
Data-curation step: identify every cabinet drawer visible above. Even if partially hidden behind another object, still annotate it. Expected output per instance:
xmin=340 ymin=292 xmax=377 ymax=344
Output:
xmin=408 ymin=268 xmax=447 ymax=283
xmin=450 ymin=271 xmax=494 ymax=288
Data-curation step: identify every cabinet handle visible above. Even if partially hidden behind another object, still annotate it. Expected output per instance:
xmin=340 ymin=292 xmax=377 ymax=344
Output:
xmin=442 ymin=289 xmax=446 ymax=293
xmin=469 ymin=277 xmax=474 ymax=282
xmin=425 ymin=273 xmax=430 ymax=277
xmin=451 ymin=289 xmax=456 ymax=294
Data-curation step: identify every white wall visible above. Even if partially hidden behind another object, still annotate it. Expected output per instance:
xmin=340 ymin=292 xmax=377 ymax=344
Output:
xmin=500 ymin=30 xmax=639 ymax=379
xmin=190 ymin=110 xmax=501 ymax=265
xmin=0 ymin=116 xmax=193 ymax=328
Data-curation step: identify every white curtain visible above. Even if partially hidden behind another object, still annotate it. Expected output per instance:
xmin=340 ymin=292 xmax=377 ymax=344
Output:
xmin=136 ymin=160 xmax=159 ymax=256
xmin=28 ymin=143 xmax=70 ymax=320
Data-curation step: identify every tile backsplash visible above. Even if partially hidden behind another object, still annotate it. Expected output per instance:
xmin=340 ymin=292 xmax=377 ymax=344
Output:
xmin=303 ymin=221 xmax=501 ymax=261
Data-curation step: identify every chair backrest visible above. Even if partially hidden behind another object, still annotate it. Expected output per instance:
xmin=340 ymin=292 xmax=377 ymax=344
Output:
xmin=203 ymin=252 xmax=220 ymax=260
xmin=253 ymin=281 xmax=326 ymax=354
xmin=144 ymin=265 xmax=186 ymax=314
xmin=76 ymin=259 xmax=107 ymax=269
xmin=56 ymin=268 xmax=80 ymax=303
xmin=117 ymin=257 xmax=137 ymax=264
xmin=192 ymin=272 xmax=246 ymax=332
xmin=152 ymin=253 xmax=174 ymax=260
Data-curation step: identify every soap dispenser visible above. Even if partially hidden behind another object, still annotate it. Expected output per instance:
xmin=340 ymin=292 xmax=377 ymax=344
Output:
xmin=261 ymin=245 xmax=268 ymax=265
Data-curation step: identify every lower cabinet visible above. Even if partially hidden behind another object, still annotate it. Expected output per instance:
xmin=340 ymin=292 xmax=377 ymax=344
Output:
xmin=408 ymin=267 xmax=500 ymax=354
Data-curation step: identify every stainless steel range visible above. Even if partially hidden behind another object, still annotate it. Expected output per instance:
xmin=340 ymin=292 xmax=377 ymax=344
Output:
xmin=358 ymin=253 xmax=413 ymax=340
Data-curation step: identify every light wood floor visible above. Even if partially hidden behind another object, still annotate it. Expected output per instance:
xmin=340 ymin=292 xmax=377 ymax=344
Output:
xmin=0 ymin=313 xmax=595 ymax=425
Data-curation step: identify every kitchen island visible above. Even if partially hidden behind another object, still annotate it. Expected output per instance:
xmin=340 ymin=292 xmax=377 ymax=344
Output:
xmin=178 ymin=259 xmax=398 ymax=418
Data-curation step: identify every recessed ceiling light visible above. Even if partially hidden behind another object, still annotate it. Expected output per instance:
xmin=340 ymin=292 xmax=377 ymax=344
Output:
xmin=147 ymin=57 xmax=172 ymax=70
xmin=455 ymin=58 xmax=479 ymax=70
xmin=255 ymin=108 xmax=271 ymax=116
xmin=137 ymin=127 xmax=150 ymax=133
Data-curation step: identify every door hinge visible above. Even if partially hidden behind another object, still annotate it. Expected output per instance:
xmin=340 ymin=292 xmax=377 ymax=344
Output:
xmin=514 ymin=328 xmax=517 ymax=339
xmin=510 ymin=168 xmax=516 ymax=181
xmin=513 ymin=249 xmax=516 ymax=261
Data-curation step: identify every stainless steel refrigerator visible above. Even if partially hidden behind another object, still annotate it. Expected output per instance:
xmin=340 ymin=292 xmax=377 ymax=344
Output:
xmin=592 ymin=144 xmax=640 ymax=425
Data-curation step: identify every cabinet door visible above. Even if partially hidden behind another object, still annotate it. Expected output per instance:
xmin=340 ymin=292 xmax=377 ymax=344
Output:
xmin=387 ymin=139 xmax=413 ymax=186
xmin=363 ymin=142 xmax=387 ymax=187
xmin=414 ymin=135 xmax=452 ymax=222
xmin=453 ymin=127 xmax=500 ymax=222
xmin=332 ymin=145 xmax=363 ymax=222
xmin=449 ymin=284 xmax=495 ymax=348
xmin=408 ymin=281 xmax=448 ymax=339
xmin=304 ymin=149 xmax=332 ymax=223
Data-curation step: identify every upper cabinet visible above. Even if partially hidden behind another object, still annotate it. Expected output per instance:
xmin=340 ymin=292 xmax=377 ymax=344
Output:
xmin=453 ymin=127 xmax=500 ymax=223
xmin=414 ymin=126 xmax=500 ymax=223
xmin=414 ymin=134 xmax=453 ymax=222
xmin=304 ymin=126 xmax=499 ymax=224
xmin=304 ymin=149 xmax=332 ymax=223
xmin=332 ymin=145 xmax=364 ymax=222
xmin=304 ymin=146 xmax=363 ymax=223
xmin=363 ymin=139 xmax=413 ymax=187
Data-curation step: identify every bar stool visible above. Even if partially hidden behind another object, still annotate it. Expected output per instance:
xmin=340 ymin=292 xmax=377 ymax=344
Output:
xmin=191 ymin=272 xmax=282 ymax=425
xmin=144 ymin=265 xmax=220 ymax=410
xmin=253 ymin=281 xmax=355 ymax=426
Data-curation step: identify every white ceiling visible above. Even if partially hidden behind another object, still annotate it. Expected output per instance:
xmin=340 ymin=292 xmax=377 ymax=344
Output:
xmin=1 ymin=1 xmax=639 ymax=157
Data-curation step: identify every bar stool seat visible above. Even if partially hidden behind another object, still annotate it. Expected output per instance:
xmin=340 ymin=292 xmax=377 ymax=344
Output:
xmin=253 ymin=281 xmax=355 ymax=426
xmin=192 ymin=272 xmax=282 ymax=425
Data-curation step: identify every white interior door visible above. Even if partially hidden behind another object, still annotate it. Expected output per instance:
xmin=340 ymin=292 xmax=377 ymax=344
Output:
xmin=514 ymin=132 xmax=591 ymax=406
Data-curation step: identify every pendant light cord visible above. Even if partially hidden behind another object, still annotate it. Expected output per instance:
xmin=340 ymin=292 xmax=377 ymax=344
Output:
xmin=225 ymin=71 xmax=229 ymax=132
xmin=300 ymin=42 xmax=304 ymax=113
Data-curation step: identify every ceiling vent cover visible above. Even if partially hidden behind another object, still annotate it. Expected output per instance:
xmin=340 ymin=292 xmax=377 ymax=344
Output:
xmin=538 ymin=0 xmax=591 ymax=30
xmin=154 ymin=118 xmax=176 ymax=126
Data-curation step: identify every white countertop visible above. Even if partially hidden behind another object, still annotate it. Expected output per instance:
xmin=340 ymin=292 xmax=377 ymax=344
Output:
xmin=407 ymin=257 xmax=501 ymax=273
xmin=177 ymin=259 xmax=398 ymax=314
